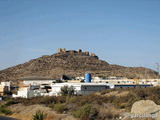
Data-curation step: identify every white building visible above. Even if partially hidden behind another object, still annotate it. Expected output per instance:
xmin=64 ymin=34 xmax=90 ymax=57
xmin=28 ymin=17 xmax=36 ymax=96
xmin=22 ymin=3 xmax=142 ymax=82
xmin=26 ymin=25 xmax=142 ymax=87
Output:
xmin=22 ymin=79 xmax=56 ymax=86
xmin=12 ymin=85 xmax=47 ymax=98
xmin=50 ymin=82 xmax=114 ymax=96
xmin=1 ymin=82 xmax=10 ymax=87
xmin=92 ymin=77 xmax=102 ymax=83
xmin=0 ymin=82 xmax=11 ymax=96
xmin=13 ymin=87 xmax=34 ymax=98
xmin=75 ymin=77 xmax=85 ymax=80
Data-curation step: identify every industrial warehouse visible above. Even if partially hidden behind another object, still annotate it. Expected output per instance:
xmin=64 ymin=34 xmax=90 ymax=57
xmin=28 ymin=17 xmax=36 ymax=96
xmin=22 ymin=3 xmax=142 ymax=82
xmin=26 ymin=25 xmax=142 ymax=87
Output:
xmin=9 ymin=73 xmax=155 ymax=98
xmin=12 ymin=73 xmax=112 ymax=98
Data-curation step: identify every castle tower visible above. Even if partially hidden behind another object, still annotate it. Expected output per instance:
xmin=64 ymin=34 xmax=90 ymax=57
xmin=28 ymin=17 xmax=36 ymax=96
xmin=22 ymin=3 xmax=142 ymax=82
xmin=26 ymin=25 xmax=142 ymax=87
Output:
xmin=62 ymin=48 xmax=66 ymax=52
xmin=58 ymin=48 xmax=62 ymax=53
xmin=85 ymin=51 xmax=89 ymax=56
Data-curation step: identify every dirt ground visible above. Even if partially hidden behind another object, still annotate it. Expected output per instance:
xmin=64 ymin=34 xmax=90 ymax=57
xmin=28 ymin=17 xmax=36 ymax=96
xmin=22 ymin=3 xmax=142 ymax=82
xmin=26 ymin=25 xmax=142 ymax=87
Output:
xmin=8 ymin=104 xmax=76 ymax=120
xmin=96 ymin=90 xmax=129 ymax=97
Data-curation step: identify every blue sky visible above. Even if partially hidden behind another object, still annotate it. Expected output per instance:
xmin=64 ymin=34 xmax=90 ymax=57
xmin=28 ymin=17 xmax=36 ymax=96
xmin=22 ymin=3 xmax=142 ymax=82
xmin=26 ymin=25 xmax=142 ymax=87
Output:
xmin=0 ymin=0 xmax=160 ymax=70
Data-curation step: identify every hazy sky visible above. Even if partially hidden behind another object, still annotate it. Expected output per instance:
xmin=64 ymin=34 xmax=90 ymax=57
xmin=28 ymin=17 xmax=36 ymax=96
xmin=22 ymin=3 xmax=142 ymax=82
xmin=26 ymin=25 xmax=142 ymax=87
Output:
xmin=0 ymin=0 xmax=160 ymax=70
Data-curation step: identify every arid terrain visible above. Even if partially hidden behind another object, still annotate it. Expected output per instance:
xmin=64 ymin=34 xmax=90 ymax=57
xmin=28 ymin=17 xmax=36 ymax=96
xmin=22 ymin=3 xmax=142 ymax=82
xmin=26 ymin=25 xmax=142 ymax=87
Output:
xmin=0 ymin=49 xmax=158 ymax=83
xmin=1 ymin=87 xmax=160 ymax=120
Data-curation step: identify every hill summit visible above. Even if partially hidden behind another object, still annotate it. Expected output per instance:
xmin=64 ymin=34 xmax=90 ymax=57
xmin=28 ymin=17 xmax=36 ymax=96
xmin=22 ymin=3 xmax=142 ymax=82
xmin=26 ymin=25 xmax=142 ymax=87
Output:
xmin=0 ymin=48 xmax=158 ymax=82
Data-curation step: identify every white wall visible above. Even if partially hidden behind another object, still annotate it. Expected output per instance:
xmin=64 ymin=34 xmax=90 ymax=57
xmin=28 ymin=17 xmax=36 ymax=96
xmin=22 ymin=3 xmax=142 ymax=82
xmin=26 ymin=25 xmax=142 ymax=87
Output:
xmin=50 ymin=83 xmax=111 ymax=96
xmin=23 ymin=80 xmax=54 ymax=85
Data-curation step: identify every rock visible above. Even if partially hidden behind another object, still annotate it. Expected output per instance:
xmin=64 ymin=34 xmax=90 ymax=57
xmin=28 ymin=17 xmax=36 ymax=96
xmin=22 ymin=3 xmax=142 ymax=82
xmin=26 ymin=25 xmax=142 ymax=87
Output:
xmin=131 ymin=100 xmax=160 ymax=114
xmin=131 ymin=100 xmax=160 ymax=120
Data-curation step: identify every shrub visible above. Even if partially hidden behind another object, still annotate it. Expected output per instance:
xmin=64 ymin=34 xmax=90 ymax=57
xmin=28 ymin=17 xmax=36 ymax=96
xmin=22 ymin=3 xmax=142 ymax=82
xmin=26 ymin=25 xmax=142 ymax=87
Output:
xmin=48 ymin=103 xmax=54 ymax=109
xmin=89 ymin=107 xmax=99 ymax=120
xmin=60 ymin=85 xmax=75 ymax=96
xmin=119 ymin=103 xmax=126 ymax=109
xmin=5 ymin=99 xmax=16 ymax=106
xmin=73 ymin=104 xmax=98 ymax=120
xmin=14 ymin=96 xmax=66 ymax=106
xmin=32 ymin=110 xmax=47 ymax=120
xmin=105 ymin=111 xmax=113 ymax=119
xmin=54 ymin=103 xmax=67 ymax=113
xmin=11 ymin=87 xmax=160 ymax=119
xmin=0 ymin=105 xmax=12 ymax=115
xmin=66 ymin=96 xmax=78 ymax=104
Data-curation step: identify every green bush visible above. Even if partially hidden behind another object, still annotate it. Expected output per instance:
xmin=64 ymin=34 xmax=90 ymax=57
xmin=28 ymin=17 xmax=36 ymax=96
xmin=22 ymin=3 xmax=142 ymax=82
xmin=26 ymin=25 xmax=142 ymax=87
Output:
xmin=5 ymin=99 xmax=16 ymax=106
xmin=73 ymin=104 xmax=98 ymax=120
xmin=14 ymin=96 xmax=66 ymax=106
xmin=32 ymin=110 xmax=47 ymax=120
xmin=54 ymin=103 xmax=67 ymax=113
xmin=60 ymin=85 xmax=75 ymax=96
xmin=0 ymin=105 xmax=12 ymax=115
xmin=66 ymin=96 xmax=78 ymax=104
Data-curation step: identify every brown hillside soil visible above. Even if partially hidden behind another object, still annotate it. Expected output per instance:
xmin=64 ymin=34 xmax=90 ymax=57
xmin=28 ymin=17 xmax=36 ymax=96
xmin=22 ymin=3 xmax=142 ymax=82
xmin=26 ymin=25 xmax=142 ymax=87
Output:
xmin=8 ymin=104 xmax=76 ymax=120
xmin=0 ymin=50 xmax=158 ymax=83
xmin=105 ymin=91 xmax=129 ymax=97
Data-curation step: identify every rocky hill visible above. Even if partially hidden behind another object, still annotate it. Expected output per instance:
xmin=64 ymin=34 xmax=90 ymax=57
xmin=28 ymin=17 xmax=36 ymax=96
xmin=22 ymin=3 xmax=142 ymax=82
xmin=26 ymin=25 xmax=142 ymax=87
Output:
xmin=0 ymin=49 xmax=158 ymax=82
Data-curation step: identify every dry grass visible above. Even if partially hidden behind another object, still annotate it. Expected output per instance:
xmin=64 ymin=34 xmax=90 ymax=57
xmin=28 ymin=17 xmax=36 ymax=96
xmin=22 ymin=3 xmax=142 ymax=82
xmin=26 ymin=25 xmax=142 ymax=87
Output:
xmin=3 ymin=87 xmax=160 ymax=120
xmin=8 ymin=104 xmax=76 ymax=120
xmin=99 ymin=90 xmax=129 ymax=97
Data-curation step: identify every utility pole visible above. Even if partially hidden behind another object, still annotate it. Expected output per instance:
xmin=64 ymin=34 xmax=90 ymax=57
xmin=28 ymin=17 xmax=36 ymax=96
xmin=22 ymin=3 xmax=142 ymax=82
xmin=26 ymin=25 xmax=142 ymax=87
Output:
xmin=156 ymin=63 xmax=160 ymax=83
xmin=156 ymin=63 xmax=159 ymax=75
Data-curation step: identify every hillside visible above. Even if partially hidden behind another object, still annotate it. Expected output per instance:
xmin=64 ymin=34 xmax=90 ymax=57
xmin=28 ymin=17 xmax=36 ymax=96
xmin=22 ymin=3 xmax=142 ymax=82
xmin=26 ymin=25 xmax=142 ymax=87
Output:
xmin=0 ymin=49 xmax=158 ymax=82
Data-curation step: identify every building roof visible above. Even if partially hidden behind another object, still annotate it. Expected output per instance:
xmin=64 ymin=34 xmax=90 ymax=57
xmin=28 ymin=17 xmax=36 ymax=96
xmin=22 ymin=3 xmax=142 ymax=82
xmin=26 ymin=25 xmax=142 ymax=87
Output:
xmin=51 ymin=82 xmax=112 ymax=87
xmin=20 ymin=76 xmax=59 ymax=80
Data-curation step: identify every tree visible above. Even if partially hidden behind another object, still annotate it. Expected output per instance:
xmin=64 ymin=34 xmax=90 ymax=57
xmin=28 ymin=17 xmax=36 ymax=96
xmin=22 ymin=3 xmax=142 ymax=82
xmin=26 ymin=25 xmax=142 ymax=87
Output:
xmin=60 ymin=85 xmax=75 ymax=96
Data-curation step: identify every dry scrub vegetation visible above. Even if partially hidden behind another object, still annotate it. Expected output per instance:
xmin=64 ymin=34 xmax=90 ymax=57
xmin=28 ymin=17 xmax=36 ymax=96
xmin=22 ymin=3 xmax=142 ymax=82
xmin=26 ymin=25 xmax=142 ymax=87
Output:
xmin=1 ymin=87 xmax=160 ymax=120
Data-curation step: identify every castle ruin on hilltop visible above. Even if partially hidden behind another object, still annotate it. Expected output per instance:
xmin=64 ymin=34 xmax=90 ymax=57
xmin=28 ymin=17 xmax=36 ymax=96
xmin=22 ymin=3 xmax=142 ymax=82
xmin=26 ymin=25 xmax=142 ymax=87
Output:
xmin=57 ymin=48 xmax=99 ymax=59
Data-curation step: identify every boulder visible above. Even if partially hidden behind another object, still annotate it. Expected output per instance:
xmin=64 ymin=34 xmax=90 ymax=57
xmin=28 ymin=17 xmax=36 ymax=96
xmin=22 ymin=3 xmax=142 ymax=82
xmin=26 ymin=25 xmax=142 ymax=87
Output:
xmin=131 ymin=100 xmax=160 ymax=114
xmin=131 ymin=100 xmax=160 ymax=120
